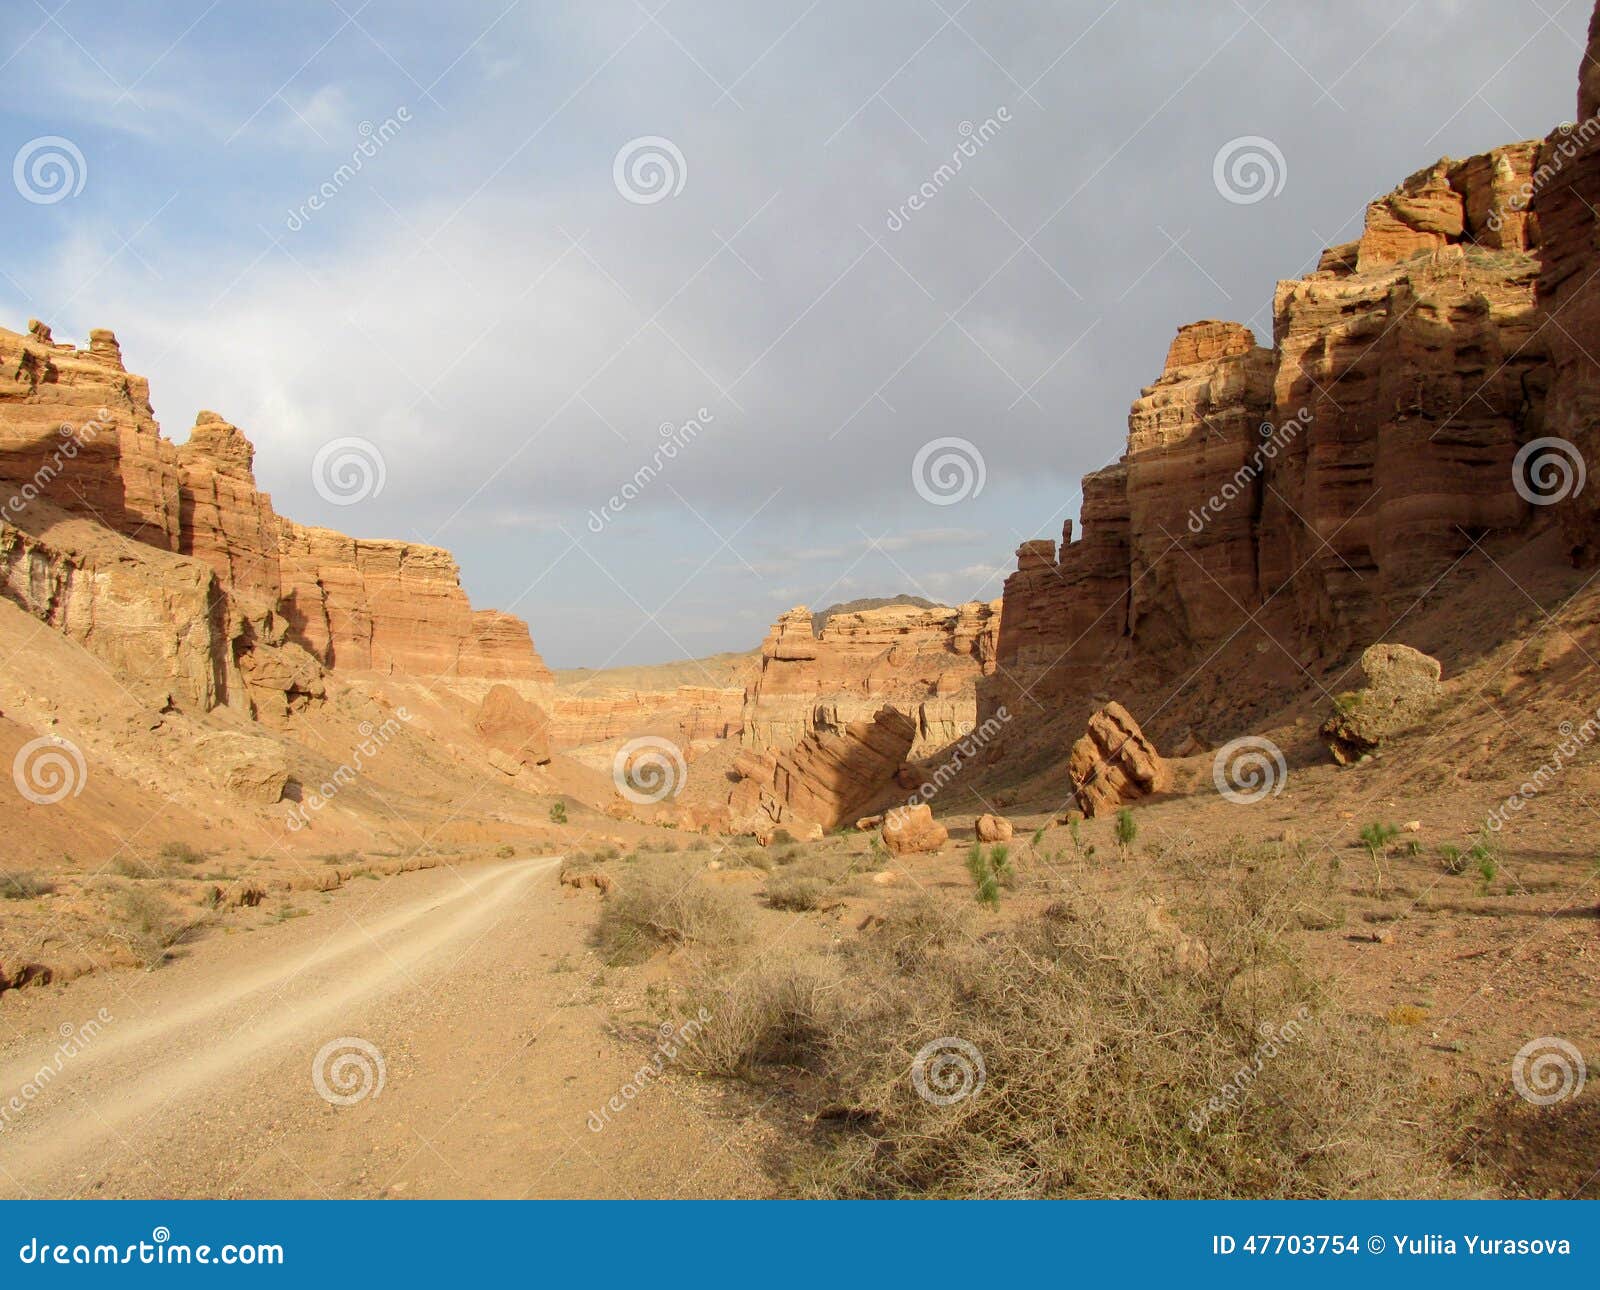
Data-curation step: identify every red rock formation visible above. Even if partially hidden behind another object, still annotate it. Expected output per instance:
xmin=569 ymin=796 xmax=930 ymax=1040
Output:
xmin=0 ymin=322 xmax=180 ymax=547
xmin=1532 ymin=6 xmax=1600 ymax=563
xmin=742 ymin=600 xmax=1001 ymax=754
xmin=0 ymin=320 xmax=551 ymax=699
xmin=473 ymin=683 xmax=553 ymax=767
xmin=1067 ymin=703 xmax=1170 ymax=817
xmin=985 ymin=126 xmax=1561 ymax=734
xmin=728 ymin=704 xmax=916 ymax=833
xmin=881 ymin=802 xmax=948 ymax=856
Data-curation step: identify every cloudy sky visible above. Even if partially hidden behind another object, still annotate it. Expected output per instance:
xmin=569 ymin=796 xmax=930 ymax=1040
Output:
xmin=0 ymin=0 xmax=1586 ymax=666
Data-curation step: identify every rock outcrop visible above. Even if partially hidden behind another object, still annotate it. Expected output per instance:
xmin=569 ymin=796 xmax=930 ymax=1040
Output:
xmin=1532 ymin=7 xmax=1600 ymax=564
xmin=728 ymin=704 xmax=917 ymax=834
xmin=473 ymin=683 xmax=553 ymax=768
xmin=984 ymin=116 xmax=1577 ymax=743
xmin=0 ymin=322 xmax=551 ymax=708
xmin=1319 ymin=644 xmax=1443 ymax=764
xmin=742 ymin=600 xmax=1001 ymax=755
xmin=1067 ymin=703 xmax=1170 ymax=817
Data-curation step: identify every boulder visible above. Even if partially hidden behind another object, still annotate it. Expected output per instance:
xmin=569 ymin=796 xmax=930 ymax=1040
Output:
xmin=1320 ymin=644 xmax=1442 ymax=764
xmin=975 ymin=813 xmax=1013 ymax=842
xmin=473 ymin=683 xmax=553 ymax=767
xmin=1067 ymin=702 xmax=1170 ymax=817
xmin=194 ymin=731 xmax=290 ymax=804
xmin=881 ymin=803 xmax=948 ymax=856
xmin=729 ymin=704 xmax=916 ymax=834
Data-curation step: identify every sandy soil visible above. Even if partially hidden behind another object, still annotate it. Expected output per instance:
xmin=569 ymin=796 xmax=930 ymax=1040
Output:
xmin=0 ymin=855 xmax=765 ymax=1199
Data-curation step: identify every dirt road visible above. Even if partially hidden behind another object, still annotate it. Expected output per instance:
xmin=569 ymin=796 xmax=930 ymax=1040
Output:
xmin=0 ymin=858 xmax=765 ymax=1198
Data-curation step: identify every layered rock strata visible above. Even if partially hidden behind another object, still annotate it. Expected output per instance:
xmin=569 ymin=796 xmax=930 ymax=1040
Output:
xmin=0 ymin=322 xmax=550 ymax=713
xmin=728 ymin=704 xmax=917 ymax=834
xmin=742 ymin=601 xmax=1000 ymax=755
xmin=985 ymin=126 xmax=1566 ymax=733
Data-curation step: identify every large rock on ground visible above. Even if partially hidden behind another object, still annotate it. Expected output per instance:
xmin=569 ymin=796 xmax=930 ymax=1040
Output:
xmin=975 ymin=813 xmax=1013 ymax=842
xmin=473 ymin=683 xmax=552 ymax=767
xmin=1067 ymin=702 xmax=1169 ymax=817
xmin=882 ymin=803 xmax=948 ymax=856
xmin=729 ymin=704 xmax=916 ymax=833
xmin=1320 ymin=643 xmax=1442 ymax=764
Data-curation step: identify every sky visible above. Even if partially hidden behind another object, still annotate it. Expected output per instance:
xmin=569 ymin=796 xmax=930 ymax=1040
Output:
xmin=0 ymin=0 xmax=1588 ymax=667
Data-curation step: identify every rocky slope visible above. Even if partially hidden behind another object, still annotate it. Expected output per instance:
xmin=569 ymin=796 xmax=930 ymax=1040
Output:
xmin=983 ymin=91 xmax=1597 ymax=754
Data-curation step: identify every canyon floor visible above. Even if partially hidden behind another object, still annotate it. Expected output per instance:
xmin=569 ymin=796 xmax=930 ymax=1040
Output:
xmin=1 ymin=712 xmax=1595 ymax=1197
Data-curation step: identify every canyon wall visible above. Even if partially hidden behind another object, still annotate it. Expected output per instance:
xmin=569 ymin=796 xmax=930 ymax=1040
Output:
xmin=742 ymin=600 xmax=1001 ymax=755
xmin=0 ymin=321 xmax=550 ymax=717
xmin=984 ymin=126 xmax=1577 ymax=738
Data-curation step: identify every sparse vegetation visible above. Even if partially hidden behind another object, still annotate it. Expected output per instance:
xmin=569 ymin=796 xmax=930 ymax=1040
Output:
xmin=157 ymin=841 xmax=206 ymax=865
xmin=106 ymin=886 xmax=196 ymax=968
xmin=1114 ymin=807 xmax=1137 ymax=857
xmin=595 ymin=860 xmax=753 ymax=964
xmin=1 ymin=870 xmax=56 ymax=900
xmin=549 ymin=801 xmax=568 ymax=825
xmin=1358 ymin=822 xmax=1399 ymax=897
xmin=765 ymin=873 xmax=829 ymax=912
xmin=681 ymin=843 xmax=1442 ymax=1199
xmin=965 ymin=842 xmax=1002 ymax=908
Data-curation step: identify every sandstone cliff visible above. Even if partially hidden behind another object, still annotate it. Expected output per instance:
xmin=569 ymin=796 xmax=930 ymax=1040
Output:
xmin=984 ymin=122 xmax=1575 ymax=743
xmin=742 ymin=600 xmax=1001 ymax=755
xmin=0 ymin=321 xmax=550 ymax=712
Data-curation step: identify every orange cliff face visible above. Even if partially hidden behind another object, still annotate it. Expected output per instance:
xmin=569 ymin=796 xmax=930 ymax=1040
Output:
xmin=742 ymin=600 xmax=1001 ymax=755
xmin=0 ymin=320 xmax=550 ymax=711
xmin=984 ymin=129 xmax=1572 ymax=740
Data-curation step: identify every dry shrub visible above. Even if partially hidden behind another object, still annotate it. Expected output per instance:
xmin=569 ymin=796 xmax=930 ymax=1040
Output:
xmin=676 ymin=959 xmax=841 ymax=1077
xmin=596 ymin=859 xmax=752 ymax=964
xmin=1 ymin=871 xmax=55 ymax=900
xmin=106 ymin=885 xmax=199 ymax=968
xmin=764 ymin=854 xmax=854 ymax=911
xmin=694 ymin=849 xmax=1451 ymax=1198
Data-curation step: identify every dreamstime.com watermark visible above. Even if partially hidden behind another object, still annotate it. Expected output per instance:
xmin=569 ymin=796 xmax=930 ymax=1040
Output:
xmin=912 ymin=436 xmax=986 ymax=506
xmin=1187 ymin=1005 xmax=1312 ymax=1134
xmin=311 ymin=435 xmax=387 ymax=506
xmin=285 ymin=711 xmax=411 ymax=831
xmin=311 ymin=1036 xmax=386 ymax=1106
xmin=613 ymin=135 xmax=687 ymax=204
xmin=12 ymin=135 xmax=86 ymax=204
xmin=911 ymin=1036 xmax=985 ymax=1105
xmin=588 ymin=1011 xmax=712 ymax=1131
xmin=1484 ymin=703 xmax=1600 ymax=833
xmin=1186 ymin=408 xmax=1311 ymax=534
xmin=611 ymin=736 xmax=688 ymax=805
xmin=911 ymin=706 xmax=1010 ymax=806
xmin=285 ymin=107 xmax=412 ymax=231
xmin=1 ymin=409 xmax=112 ymax=522
xmin=1512 ymin=436 xmax=1586 ymax=507
xmin=1212 ymin=135 xmax=1287 ymax=205
xmin=1486 ymin=114 xmax=1600 ymax=233
xmin=11 ymin=734 xmax=88 ymax=806
xmin=884 ymin=107 xmax=1012 ymax=232
xmin=1212 ymin=735 xmax=1288 ymax=804
xmin=18 ymin=1228 xmax=283 ymax=1267
xmin=587 ymin=408 xmax=714 ymax=533
xmin=1511 ymin=1035 xmax=1586 ymax=1106
xmin=0 ymin=1009 xmax=112 ymax=1131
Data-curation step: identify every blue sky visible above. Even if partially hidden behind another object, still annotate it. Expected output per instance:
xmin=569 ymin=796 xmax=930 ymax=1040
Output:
xmin=0 ymin=0 xmax=1586 ymax=666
